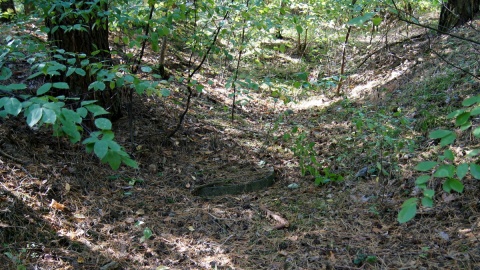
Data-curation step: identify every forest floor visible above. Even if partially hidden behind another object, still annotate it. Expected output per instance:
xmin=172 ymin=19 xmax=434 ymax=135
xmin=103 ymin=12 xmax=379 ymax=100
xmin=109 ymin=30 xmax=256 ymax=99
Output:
xmin=1 ymin=15 xmax=480 ymax=270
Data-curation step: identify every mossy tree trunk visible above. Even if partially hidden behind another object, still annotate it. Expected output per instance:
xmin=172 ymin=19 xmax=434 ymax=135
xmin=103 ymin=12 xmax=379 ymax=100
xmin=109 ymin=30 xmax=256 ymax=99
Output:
xmin=0 ymin=0 xmax=16 ymax=22
xmin=439 ymin=0 xmax=480 ymax=31
xmin=45 ymin=0 xmax=122 ymax=120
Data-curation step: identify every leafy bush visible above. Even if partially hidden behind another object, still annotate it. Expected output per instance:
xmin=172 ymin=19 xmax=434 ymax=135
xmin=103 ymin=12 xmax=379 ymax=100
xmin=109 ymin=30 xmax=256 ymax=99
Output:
xmin=283 ymin=126 xmax=344 ymax=185
xmin=0 ymin=35 xmax=137 ymax=170
xmin=398 ymin=96 xmax=480 ymax=223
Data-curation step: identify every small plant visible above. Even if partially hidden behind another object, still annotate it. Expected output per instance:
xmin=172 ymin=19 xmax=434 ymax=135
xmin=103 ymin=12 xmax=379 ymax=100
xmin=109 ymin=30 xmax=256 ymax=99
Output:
xmin=0 ymin=36 xmax=138 ymax=170
xmin=140 ymin=227 xmax=153 ymax=242
xmin=419 ymin=246 xmax=430 ymax=259
xmin=398 ymin=95 xmax=480 ymax=223
xmin=283 ymin=126 xmax=343 ymax=185
xmin=353 ymin=253 xmax=377 ymax=266
xmin=4 ymin=248 xmax=27 ymax=270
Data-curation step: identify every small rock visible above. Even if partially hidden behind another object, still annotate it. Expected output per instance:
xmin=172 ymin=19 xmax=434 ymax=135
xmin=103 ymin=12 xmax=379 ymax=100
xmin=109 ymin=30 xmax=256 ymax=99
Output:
xmin=355 ymin=166 xmax=369 ymax=179
xmin=287 ymin=183 xmax=299 ymax=189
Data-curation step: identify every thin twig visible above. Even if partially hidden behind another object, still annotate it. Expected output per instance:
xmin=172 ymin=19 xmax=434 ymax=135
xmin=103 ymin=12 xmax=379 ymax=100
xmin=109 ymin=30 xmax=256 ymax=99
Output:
xmin=231 ymin=0 xmax=249 ymax=122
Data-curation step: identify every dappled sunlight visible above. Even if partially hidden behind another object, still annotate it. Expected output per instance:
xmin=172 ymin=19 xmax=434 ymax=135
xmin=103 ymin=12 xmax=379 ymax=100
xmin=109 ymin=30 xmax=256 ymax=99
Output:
xmin=2 ymin=0 xmax=480 ymax=268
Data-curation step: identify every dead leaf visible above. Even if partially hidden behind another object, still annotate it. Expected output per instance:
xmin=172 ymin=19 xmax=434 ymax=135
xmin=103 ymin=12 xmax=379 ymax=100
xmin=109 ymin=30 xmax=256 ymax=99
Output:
xmin=328 ymin=251 xmax=336 ymax=262
xmin=65 ymin=183 xmax=70 ymax=193
xmin=74 ymin=213 xmax=86 ymax=219
xmin=125 ymin=217 xmax=135 ymax=224
xmin=442 ymin=193 xmax=456 ymax=202
xmin=50 ymin=199 xmax=66 ymax=211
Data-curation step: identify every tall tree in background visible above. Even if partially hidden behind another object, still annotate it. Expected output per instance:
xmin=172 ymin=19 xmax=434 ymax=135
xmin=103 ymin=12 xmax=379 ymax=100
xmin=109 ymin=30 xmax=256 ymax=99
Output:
xmin=0 ymin=0 xmax=16 ymax=22
xmin=439 ymin=0 xmax=480 ymax=31
xmin=44 ymin=0 xmax=122 ymax=119
xmin=24 ymin=0 xmax=34 ymax=15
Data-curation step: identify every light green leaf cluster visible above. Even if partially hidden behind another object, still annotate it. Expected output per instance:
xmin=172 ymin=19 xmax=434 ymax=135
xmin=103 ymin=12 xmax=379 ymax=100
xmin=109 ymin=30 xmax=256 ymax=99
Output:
xmin=398 ymin=95 xmax=480 ymax=223
xmin=0 ymin=36 xmax=137 ymax=170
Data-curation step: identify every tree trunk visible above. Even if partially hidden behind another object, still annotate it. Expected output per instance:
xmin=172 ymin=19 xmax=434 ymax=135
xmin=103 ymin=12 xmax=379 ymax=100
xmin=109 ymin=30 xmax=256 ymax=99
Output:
xmin=0 ymin=0 xmax=16 ymax=22
xmin=24 ymin=0 xmax=34 ymax=15
xmin=439 ymin=0 xmax=480 ymax=32
xmin=45 ymin=0 xmax=122 ymax=119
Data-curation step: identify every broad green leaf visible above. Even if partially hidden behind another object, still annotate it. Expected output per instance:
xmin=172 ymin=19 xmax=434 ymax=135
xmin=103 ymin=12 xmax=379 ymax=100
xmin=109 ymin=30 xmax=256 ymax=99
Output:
xmin=41 ymin=108 xmax=56 ymax=124
xmin=442 ymin=180 xmax=452 ymax=193
xmin=467 ymin=149 xmax=480 ymax=157
xmin=86 ymin=104 xmax=109 ymax=117
xmin=5 ymin=83 xmax=26 ymax=90
xmin=473 ymin=127 xmax=480 ymax=138
xmin=81 ymin=100 xmax=97 ymax=106
xmin=75 ymin=68 xmax=86 ymax=76
xmin=295 ymin=25 xmax=303 ymax=34
xmin=94 ymin=140 xmax=109 ymax=159
xmin=421 ymin=197 xmax=433 ymax=208
xmin=415 ymin=175 xmax=430 ymax=185
xmin=433 ymin=164 xmax=455 ymax=178
xmin=95 ymin=118 xmax=112 ymax=130
xmin=398 ymin=198 xmax=417 ymax=223
xmin=0 ymin=97 xmax=7 ymax=107
xmin=460 ymin=121 xmax=471 ymax=131
xmin=443 ymin=149 xmax=455 ymax=161
xmin=103 ymin=151 xmax=121 ymax=170
xmin=196 ymin=84 xmax=204 ymax=93
xmin=470 ymin=106 xmax=480 ymax=116
xmin=61 ymin=108 xmax=82 ymax=123
xmin=61 ymin=121 xmax=81 ymax=143
xmin=82 ymin=136 xmax=99 ymax=145
xmin=429 ymin=129 xmax=453 ymax=139
xmin=401 ymin=197 xmax=418 ymax=207
xmin=107 ymin=140 xmax=121 ymax=151
xmin=80 ymin=59 xmax=89 ymax=67
xmin=66 ymin=67 xmax=75 ymax=77
xmin=462 ymin=96 xmax=480 ymax=106
xmin=142 ymin=227 xmax=152 ymax=240
xmin=134 ymin=82 xmax=149 ymax=94
xmin=456 ymin=163 xmax=469 ymax=180
xmin=76 ymin=107 xmax=88 ymax=118
xmin=447 ymin=109 xmax=463 ymax=119
xmin=440 ymin=133 xmax=456 ymax=146
xmin=423 ymin=189 xmax=434 ymax=198
xmin=455 ymin=112 xmax=470 ymax=126
xmin=347 ymin=13 xmax=375 ymax=26
xmin=27 ymin=107 xmax=43 ymax=127
xmin=89 ymin=81 xmax=106 ymax=91
xmin=27 ymin=71 xmax=43 ymax=80
xmin=160 ymin=88 xmax=170 ymax=97
xmin=415 ymin=161 xmax=438 ymax=171
xmin=372 ymin=17 xmax=382 ymax=26
xmin=141 ymin=66 xmax=152 ymax=73
xmin=122 ymin=157 xmax=138 ymax=168
xmin=37 ymin=83 xmax=52 ymax=95
xmin=447 ymin=178 xmax=464 ymax=193
xmin=470 ymin=163 xmax=480 ymax=179
xmin=0 ymin=66 xmax=12 ymax=80
xmin=101 ymin=130 xmax=115 ymax=140
xmin=4 ymin=97 xmax=22 ymax=116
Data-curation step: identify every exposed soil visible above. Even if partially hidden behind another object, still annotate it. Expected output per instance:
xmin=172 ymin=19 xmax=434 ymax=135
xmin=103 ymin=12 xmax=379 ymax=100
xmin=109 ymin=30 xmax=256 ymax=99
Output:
xmin=1 ymin=15 xmax=480 ymax=270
